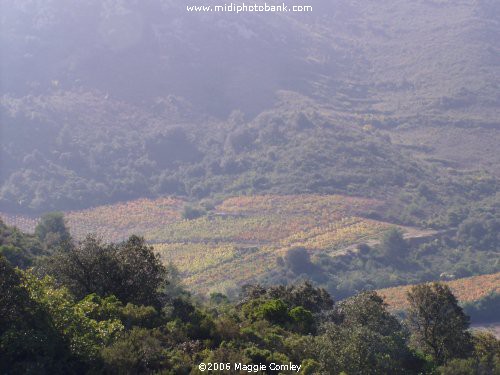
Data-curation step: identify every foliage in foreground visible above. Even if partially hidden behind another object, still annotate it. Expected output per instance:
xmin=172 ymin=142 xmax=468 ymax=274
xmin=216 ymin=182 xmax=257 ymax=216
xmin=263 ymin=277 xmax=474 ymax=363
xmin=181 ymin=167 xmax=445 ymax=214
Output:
xmin=1 ymin=232 xmax=499 ymax=374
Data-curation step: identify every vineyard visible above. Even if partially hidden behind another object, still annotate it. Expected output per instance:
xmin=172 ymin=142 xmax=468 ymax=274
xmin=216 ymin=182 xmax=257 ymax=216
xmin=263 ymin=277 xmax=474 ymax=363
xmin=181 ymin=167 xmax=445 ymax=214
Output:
xmin=120 ymin=195 xmax=389 ymax=293
xmin=377 ymin=272 xmax=500 ymax=311
xmin=1 ymin=194 xmax=394 ymax=294
xmin=0 ymin=213 xmax=38 ymax=233
xmin=1 ymin=197 xmax=184 ymax=242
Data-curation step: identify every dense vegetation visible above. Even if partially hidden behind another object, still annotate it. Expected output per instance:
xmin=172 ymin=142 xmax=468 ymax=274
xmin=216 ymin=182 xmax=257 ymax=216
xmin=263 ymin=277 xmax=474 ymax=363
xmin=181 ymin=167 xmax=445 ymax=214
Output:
xmin=0 ymin=95 xmax=441 ymax=213
xmin=463 ymin=293 xmax=500 ymax=324
xmin=1 ymin=224 xmax=499 ymax=374
xmin=0 ymin=219 xmax=45 ymax=268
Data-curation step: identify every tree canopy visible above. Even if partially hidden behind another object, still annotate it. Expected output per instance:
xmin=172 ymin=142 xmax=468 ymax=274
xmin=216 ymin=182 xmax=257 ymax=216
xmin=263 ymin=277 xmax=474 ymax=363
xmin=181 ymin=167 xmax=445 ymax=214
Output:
xmin=407 ymin=282 xmax=473 ymax=365
xmin=40 ymin=235 xmax=169 ymax=307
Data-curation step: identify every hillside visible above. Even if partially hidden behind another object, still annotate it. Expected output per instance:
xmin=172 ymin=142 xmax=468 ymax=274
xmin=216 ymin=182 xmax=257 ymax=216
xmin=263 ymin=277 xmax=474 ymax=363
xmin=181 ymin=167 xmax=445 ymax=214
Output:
xmin=2 ymin=0 xmax=498 ymax=119
xmin=1 ymin=0 xmax=499 ymax=217
xmin=0 ymin=93 xmax=440 ymax=214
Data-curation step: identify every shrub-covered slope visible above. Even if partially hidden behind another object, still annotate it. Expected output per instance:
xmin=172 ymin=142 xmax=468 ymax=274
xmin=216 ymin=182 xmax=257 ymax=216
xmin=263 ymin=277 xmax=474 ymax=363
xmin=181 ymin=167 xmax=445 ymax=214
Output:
xmin=1 ymin=0 xmax=499 ymax=216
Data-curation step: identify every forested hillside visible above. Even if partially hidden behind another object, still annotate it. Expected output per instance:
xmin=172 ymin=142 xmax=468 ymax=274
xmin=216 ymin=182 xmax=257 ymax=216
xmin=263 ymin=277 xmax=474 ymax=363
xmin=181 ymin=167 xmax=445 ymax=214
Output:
xmin=1 ymin=0 xmax=499 ymax=218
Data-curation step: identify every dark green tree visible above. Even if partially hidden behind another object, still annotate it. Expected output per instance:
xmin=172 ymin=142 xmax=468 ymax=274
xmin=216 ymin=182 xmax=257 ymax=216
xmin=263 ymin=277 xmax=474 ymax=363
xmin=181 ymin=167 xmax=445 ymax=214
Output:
xmin=0 ymin=255 xmax=33 ymax=334
xmin=289 ymin=306 xmax=315 ymax=334
xmin=380 ymin=227 xmax=409 ymax=258
xmin=437 ymin=358 xmax=479 ymax=375
xmin=181 ymin=205 xmax=206 ymax=220
xmin=35 ymin=212 xmax=71 ymax=248
xmin=314 ymin=290 xmax=423 ymax=374
xmin=0 ymin=219 xmax=44 ymax=268
xmin=457 ymin=215 xmax=500 ymax=251
xmin=337 ymin=291 xmax=402 ymax=336
xmin=40 ymin=235 xmax=169 ymax=307
xmin=101 ymin=328 xmax=168 ymax=374
xmin=284 ymin=247 xmax=315 ymax=274
xmin=0 ymin=255 xmax=77 ymax=374
xmin=267 ymin=281 xmax=334 ymax=313
xmin=242 ymin=298 xmax=290 ymax=325
xmin=315 ymin=323 xmax=420 ymax=375
xmin=407 ymin=282 xmax=473 ymax=365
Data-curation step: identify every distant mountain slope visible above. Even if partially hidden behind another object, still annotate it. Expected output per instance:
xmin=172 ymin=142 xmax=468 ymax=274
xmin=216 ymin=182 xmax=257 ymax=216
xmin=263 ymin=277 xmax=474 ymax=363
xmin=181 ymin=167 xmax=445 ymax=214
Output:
xmin=1 ymin=0 xmax=498 ymax=119
xmin=0 ymin=92 xmax=436 ymax=213
xmin=0 ymin=0 xmax=498 ymax=215
xmin=390 ymin=124 xmax=500 ymax=176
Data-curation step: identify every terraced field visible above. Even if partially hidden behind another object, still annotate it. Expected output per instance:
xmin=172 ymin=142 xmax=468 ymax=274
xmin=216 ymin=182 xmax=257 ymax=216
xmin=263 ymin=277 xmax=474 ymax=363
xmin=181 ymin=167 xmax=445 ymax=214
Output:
xmin=113 ymin=195 xmax=389 ymax=293
xmin=377 ymin=272 xmax=500 ymax=311
xmin=1 ymin=194 xmax=395 ymax=294
xmin=0 ymin=197 xmax=184 ymax=241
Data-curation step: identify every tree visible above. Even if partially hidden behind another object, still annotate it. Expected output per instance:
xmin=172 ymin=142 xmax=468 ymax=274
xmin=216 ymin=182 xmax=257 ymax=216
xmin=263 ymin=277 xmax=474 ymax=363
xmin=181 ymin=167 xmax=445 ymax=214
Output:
xmin=295 ymin=112 xmax=313 ymax=130
xmin=0 ymin=256 xmax=80 ymax=373
xmin=35 ymin=212 xmax=71 ymax=248
xmin=41 ymin=235 xmax=169 ymax=307
xmin=101 ymin=328 xmax=167 ymax=374
xmin=380 ymin=228 xmax=408 ymax=258
xmin=284 ymin=247 xmax=315 ymax=274
xmin=181 ymin=205 xmax=205 ymax=220
xmin=289 ymin=306 xmax=315 ymax=334
xmin=267 ymin=281 xmax=334 ymax=313
xmin=0 ymin=219 xmax=44 ymax=268
xmin=437 ymin=358 xmax=479 ymax=375
xmin=240 ymin=281 xmax=334 ymax=314
xmin=471 ymin=331 xmax=500 ymax=374
xmin=22 ymin=272 xmax=124 ymax=363
xmin=337 ymin=291 xmax=402 ymax=336
xmin=406 ymin=282 xmax=473 ymax=365
xmin=0 ymin=255 xmax=33 ymax=333
xmin=313 ymin=290 xmax=422 ymax=374
xmin=315 ymin=323 xmax=420 ymax=375
xmin=243 ymin=298 xmax=289 ymax=325
xmin=457 ymin=216 xmax=500 ymax=251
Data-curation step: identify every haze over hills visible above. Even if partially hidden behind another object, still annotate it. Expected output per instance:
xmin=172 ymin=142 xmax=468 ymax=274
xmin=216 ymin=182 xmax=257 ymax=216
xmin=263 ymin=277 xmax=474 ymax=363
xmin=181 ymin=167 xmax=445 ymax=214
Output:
xmin=2 ymin=0 xmax=499 ymax=119
xmin=1 ymin=0 xmax=499 ymax=215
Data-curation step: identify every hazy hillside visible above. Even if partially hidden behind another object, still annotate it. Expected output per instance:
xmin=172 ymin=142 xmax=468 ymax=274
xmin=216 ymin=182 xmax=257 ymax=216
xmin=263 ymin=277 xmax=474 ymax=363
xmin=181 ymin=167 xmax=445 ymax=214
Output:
xmin=1 ymin=0 xmax=499 ymax=215
xmin=2 ymin=0 xmax=498 ymax=119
